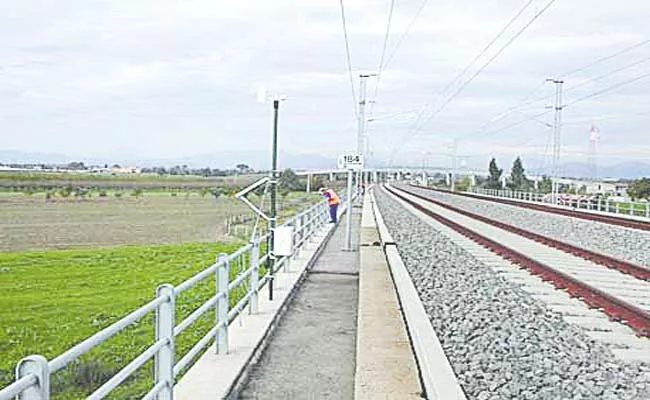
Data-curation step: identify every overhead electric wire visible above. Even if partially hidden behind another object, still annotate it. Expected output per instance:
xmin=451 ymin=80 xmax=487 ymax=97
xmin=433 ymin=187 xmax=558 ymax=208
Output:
xmin=398 ymin=0 xmax=537 ymax=149
xmin=339 ymin=0 xmax=357 ymax=118
xmin=382 ymin=0 xmax=431 ymax=71
xmin=510 ymin=51 xmax=650 ymax=110
xmin=437 ymin=0 xmax=537 ymax=107
xmin=560 ymin=38 xmax=650 ymax=78
xmin=563 ymin=111 xmax=650 ymax=126
xmin=565 ymin=70 xmax=650 ymax=108
xmin=458 ymin=70 xmax=650 ymax=148
xmin=390 ymin=0 xmax=558 ymax=162
xmin=424 ymin=0 xmax=558 ymax=124
xmin=368 ymin=0 xmax=397 ymax=119
xmin=469 ymin=43 xmax=650 ymax=140
xmin=477 ymin=80 xmax=548 ymax=131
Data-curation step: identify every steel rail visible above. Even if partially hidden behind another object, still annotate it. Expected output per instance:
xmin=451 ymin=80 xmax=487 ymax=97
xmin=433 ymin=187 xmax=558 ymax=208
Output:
xmin=399 ymin=185 xmax=650 ymax=281
xmin=385 ymin=185 xmax=650 ymax=337
xmin=411 ymin=185 xmax=650 ymax=231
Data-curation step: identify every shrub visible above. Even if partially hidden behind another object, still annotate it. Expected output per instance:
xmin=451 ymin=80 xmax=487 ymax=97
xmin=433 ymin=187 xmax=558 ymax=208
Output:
xmin=59 ymin=186 xmax=73 ymax=198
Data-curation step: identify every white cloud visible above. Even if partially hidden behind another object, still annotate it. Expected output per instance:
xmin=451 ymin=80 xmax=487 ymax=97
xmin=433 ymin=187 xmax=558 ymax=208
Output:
xmin=0 ymin=0 xmax=649 ymax=169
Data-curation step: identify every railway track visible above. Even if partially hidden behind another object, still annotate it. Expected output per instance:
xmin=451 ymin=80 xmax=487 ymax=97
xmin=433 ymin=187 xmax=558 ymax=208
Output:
xmin=411 ymin=184 xmax=650 ymax=232
xmin=400 ymin=185 xmax=650 ymax=282
xmin=385 ymin=184 xmax=650 ymax=338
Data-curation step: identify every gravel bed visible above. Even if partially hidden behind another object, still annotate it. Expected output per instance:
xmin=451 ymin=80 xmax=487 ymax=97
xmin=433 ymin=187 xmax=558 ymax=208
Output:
xmin=375 ymin=188 xmax=650 ymax=400
xmin=401 ymin=185 xmax=650 ymax=268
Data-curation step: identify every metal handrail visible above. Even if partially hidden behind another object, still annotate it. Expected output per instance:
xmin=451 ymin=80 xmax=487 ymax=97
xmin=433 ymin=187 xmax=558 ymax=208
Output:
xmin=469 ymin=187 xmax=650 ymax=219
xmin=0 ymin=196 xmax=339 ymax=400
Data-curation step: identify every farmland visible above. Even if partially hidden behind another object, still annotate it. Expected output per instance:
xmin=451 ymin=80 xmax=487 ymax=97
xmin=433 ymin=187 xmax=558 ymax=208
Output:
xmin=0 ymin=172 xmax=323 ymax=397
xmin=0 ymin=191 xmax=251 ymax=252
xmin=0 ymin=170 xmax=263 ymax=187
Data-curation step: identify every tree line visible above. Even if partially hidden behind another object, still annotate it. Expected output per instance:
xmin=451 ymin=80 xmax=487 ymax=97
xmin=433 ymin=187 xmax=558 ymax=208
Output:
xmin=0 ymin=161 xmax=258 ymax=177
xmin=479 ymin=156 xmax=549 ymax=192
xmin=477 ymin=157 xmax=650 ymax=200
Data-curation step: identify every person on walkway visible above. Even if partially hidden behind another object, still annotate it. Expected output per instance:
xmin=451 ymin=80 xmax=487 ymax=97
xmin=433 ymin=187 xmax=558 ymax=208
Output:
xmin=319 ymin=187 xmax=340 ymax=223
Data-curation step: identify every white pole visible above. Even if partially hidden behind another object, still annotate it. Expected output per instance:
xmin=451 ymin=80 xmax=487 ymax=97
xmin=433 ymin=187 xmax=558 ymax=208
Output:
xmin=548 ymin=78 xmax=564 ymax=204
xmin=344 ymin=169 xmax=353 ymax=250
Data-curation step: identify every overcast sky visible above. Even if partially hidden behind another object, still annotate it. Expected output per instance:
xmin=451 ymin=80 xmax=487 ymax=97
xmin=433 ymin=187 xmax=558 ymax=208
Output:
xmin=1 ymin=0 xmax=649 ymax=170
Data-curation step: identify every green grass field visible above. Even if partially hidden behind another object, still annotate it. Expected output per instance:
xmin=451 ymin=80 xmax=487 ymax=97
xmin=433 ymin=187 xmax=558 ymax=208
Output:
xmin=0 ymin=241 xmax=253 ymax=398
xmin=0 ymin=181 xmax=322 ymax=397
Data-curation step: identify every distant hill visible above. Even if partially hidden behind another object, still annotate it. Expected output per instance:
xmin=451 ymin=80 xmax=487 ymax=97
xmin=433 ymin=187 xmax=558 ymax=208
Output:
xmin=2 ymin=149 xmax=648 ymax=178
xmin=554 ymin=162 xmax=650 ymax=180
xmin=0 ymin=149 xmax=337 ymax=171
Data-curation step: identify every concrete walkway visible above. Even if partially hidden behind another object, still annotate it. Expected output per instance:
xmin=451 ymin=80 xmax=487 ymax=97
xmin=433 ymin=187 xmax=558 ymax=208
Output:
xmin=238 ymin=209 xmax=361 ymax=399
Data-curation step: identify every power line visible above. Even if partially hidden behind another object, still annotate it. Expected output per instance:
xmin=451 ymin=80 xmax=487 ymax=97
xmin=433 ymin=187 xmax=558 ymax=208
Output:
xmin=368 ymin=0 xmax=396 ymax=119
xmin=564 ymin=53 xmax=650 ymax=92
xmin=561 ymin=38 xmax=650 ymax=78
xmin=563 ymin=111 xmax=650 ymax=126
xmin=338 ymin=0 xmax=357 ymax=118
xmin=392 ymin=0 xmax=558 ymax=160
xmin=431 ymin=0 xmax=557 ymax=121
xmin=398 ymin=0 xmax=538 ymax=150
xmin=565 ymin=70 xmax=650 ymax=108
xmin=382 ymin=0 xmax=431 ymax=71
xmin=470 ymin=109 xmax=553 ymax=141
xmin=477 ymin=80 xmax=549 ymax=132
xmin=437 ymin=0 xmax=536 ymax=107
xmin=469 ymin=44 xmax=650 ymax=139
xmin=458 ymin=70 xmax=650 ymax=147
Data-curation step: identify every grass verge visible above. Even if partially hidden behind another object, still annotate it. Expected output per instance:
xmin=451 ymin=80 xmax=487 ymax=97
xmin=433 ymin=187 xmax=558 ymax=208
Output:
xmin=0 ymin=241 xmax=252 ymax=399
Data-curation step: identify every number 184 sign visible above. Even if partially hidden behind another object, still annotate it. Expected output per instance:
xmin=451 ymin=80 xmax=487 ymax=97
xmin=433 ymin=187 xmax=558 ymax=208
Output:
xmin=338 ymin=154 xmax=364 ymax=171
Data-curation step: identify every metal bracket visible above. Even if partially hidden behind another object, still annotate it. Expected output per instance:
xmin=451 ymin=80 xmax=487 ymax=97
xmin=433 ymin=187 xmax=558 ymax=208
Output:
xmin=235 ymin=177 xmax=271 ymax=221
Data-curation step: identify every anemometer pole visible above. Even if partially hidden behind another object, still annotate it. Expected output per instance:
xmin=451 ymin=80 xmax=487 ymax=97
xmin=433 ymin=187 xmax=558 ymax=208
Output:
xmin=269 ymin=99 xmax=279 ymax=301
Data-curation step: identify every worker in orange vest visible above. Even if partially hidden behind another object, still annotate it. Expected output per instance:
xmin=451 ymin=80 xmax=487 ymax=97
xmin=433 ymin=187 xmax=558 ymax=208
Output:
xmin=319 ymin=187 xmax=341 ymax=223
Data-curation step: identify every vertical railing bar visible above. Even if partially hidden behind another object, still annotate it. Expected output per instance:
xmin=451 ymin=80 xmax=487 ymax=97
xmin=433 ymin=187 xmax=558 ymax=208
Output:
xmin=16 ymin=355 xmax=49 ymax=400
xmin=216 ymin=253 xmax=229 ymax=354
xmin=249 ymin=241 xmax=259 ymax=314
xmin=154 ymin=284 xmax=174 ymax=400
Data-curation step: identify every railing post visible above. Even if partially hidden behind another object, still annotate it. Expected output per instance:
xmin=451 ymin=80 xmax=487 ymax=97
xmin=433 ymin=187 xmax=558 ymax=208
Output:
xmin=646 ymin=203 xmax=649 ymax=218
xmin=298 ymin=213 xmax=304 ymax=254
xmin=216 ymin=253 xmax=229 ymax=354
xmin=615 ymin=202 xmax=620 ymax=214
xmin=154 ymin=284 xmax=174 ymax=400
xmin=249 ymin=242 xmax=260 ymax=314
xmin=16 ymin=355 xmax=49 ymax=400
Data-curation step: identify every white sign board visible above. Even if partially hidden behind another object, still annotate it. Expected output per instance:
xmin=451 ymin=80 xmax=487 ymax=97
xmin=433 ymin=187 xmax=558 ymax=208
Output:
xmin=338 ymin=154 xmax=364 ymax=171
xmin=273 ymin=226 xmax=294 ymax=256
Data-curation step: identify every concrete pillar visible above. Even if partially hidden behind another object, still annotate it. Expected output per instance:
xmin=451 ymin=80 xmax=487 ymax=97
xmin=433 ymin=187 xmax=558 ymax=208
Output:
xmin=306 ymin=173 xmax=311 ymax=193
xmin=470 ymin=174 xmax=477 ymax=187
xmin=329 ymin=172 xmax=334 ymax=182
